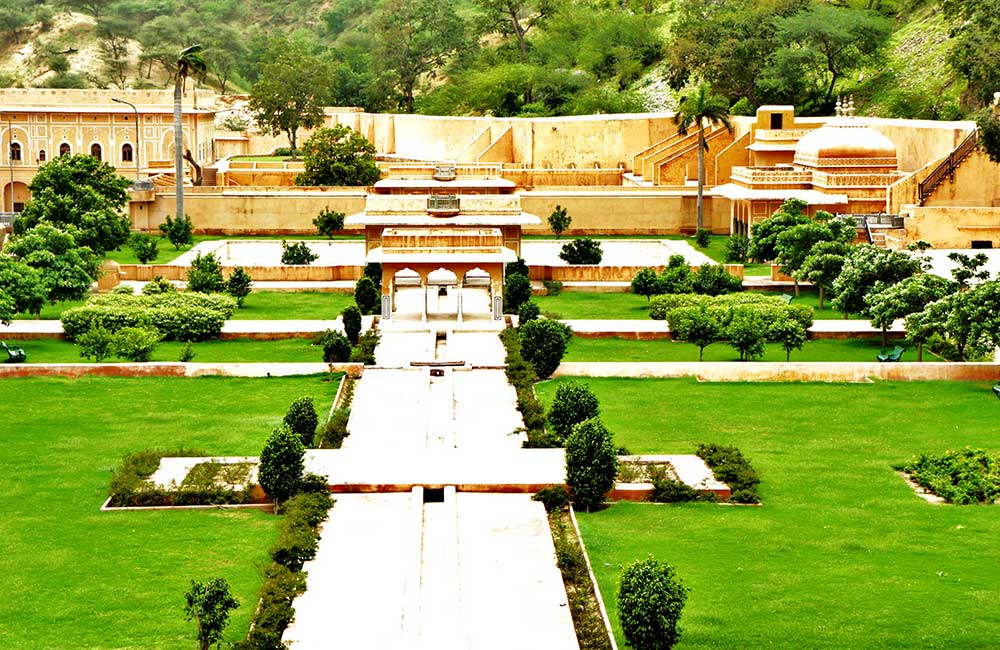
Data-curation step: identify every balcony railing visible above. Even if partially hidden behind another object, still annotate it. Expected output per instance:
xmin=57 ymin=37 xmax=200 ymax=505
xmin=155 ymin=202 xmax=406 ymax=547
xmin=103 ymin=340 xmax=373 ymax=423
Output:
xmin=0 ymin=212 xmax=18 ymax=228
xmin=844 ymin=213 xmax=904 ymax=229
xmin=432 ymin=165 xmax=457 ymax=181
xmin=132 ymin=179 xmax=154 ymax=191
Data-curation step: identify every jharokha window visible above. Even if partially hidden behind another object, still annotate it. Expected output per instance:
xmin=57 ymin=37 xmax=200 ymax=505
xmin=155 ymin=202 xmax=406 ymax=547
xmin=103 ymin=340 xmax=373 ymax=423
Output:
xmin=59 ymin=143 xmax=71 ymax=156
xmin=121 ymin=143 xmax=133 ymax=163
xmin=90 ymin=143 xmax=103 ymax=160
xmin=9 ymin=142 xmax=21 ymax=162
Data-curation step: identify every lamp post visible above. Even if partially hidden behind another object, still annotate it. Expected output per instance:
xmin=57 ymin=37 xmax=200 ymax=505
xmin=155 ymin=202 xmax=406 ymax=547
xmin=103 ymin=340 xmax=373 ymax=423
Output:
xmin=111 ymin=97 xmax=140 ymax=181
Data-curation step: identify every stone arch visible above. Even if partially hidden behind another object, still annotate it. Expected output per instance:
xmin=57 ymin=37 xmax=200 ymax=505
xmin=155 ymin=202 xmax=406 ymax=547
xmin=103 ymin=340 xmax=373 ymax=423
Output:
xmin=121 ymin=142 xmax=134 ymax=164
xmin=3 ymin=181 xmax=30 ymax=212
xmin=427 ymin=267 xmax=458 ymax=285
xmin=59 ymin=142 xmax=72 ymax=156
xmin=89 ymin=142 xmax=103 ymax=161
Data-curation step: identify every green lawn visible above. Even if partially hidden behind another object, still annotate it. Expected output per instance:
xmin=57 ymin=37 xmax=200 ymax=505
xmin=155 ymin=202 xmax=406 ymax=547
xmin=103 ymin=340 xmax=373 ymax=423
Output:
xmin=757 ymin=288 xmax=865 ymax=320
xmin=104 ymin=234 xmax=362 ymax=265
xmin=564 ymin=336 xmax=925 ymax=363
xmin=0 ymin=375 xmax=337 ymax=650
xmin=6 ymin=337 xmax=323 ymax=364
xmin=232 ymin=291 xmax=354 ymax=320
xmin=536 ymin=378 xmax=1000 ymax=650
xmin=534 ymin=289 xmax=866 ymax=321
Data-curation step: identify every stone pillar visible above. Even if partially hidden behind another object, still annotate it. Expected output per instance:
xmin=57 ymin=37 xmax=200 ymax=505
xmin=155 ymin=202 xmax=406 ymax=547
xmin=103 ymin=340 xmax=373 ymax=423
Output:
xmin=491 ymin=277 xmax=503 ymax=321
xmin=457 ymin=283 xmax=464 ymax=323
xmin=381 ymin=267 xmax=393 ymax=320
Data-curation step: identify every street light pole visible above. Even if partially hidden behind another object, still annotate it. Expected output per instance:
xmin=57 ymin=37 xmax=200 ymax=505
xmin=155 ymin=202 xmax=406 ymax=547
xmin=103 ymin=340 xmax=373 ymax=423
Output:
xmin=111 ymin=97 xmax=140 ymax=181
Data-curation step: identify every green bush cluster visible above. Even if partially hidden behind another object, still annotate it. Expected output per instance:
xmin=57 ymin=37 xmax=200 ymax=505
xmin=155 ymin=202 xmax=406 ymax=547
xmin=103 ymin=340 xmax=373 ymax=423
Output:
xmin=547 ymin=381 xmax=600 ymax=442
xmin=565 ymin=417 xmax=618 ymax=512
xmin=280 ymin=240 xmax=319 ymax=265
xmin=517 ymin=318 xmax=573 ymax=379
xmin=499 ymin=328 xmax=559 ymax=448
xmin=504 ymin=272 xmax=532 ymax=314
xmin=634 ymin=257 xmax=743 ymax=299
xmin=61 ymin=292 xmax=236 ymax=342
xmin=350 ymin=330 xmax=380 ymax=365
xmin=559 ymin=237 xmax=603 ymax=265
xmin=651 ymin=293 xmax=813 ymax=328
xmin=235 ymin=489 xmax=333 ymax=650
xmin=107 ymin=449 xmax=252 ymax=507
xmin=532 ymin=486 xmax=572 ymax=512
xmin=902 ymin=448 xmax=1000 ymax=505
xmin=618 ymin=556 xmax=688 ymax=650
xmin=283 ymin=397 xmax=319 ymax=447
xmin=697 ymin=443 xmax=762 ymax=504
xmin=316 ymin=376 xmax=354 ymax=449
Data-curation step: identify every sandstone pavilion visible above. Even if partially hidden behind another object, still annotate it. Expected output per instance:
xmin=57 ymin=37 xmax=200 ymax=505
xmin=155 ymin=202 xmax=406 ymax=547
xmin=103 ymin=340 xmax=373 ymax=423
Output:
xmin=346 ymin=165 xmax=540 ymax=321
xmin=718 ymin=99 xmax=905 ymax=237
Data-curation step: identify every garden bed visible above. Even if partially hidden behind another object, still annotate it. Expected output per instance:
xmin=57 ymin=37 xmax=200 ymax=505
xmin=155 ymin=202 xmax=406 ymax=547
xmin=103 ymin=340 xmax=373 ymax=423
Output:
xmin=897 ymin=448 xmax=1000 ymax=505
xmin=611 ymin=455 xmax=732 ymax=502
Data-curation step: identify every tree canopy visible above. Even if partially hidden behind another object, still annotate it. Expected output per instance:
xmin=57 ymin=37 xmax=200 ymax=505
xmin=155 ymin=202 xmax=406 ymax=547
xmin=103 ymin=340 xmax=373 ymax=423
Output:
xmin=15 ymin=154 xmax=132 ymax=255
xmin=295 ymin=126 xmax=381 ymax=187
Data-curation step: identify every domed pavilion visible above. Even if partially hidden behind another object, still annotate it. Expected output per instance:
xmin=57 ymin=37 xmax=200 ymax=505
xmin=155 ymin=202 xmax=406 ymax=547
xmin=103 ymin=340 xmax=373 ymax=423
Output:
xmin=717 ymin=99 xmax=905 ymax=236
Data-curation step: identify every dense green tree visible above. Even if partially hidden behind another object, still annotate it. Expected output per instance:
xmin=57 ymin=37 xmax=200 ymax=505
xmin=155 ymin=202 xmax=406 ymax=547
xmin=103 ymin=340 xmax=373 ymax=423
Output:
xmin=768 ymin=317 xmax=807 ymax=362
xmin=258 ymin=424 xmax=305 ymax=506
xmin=564 ymin=417 xmax=618 ymax=512
xmin=183 ymin=578 xmax=240 ymax=650
xmin=313 ymin=208 xmax=346 ymax=238
xmin=296 ymin=126 xmax=381 ymax=187
xmin=503 ymin=272 xmax=532 ymax=314
xmin=865 ymin=273 xmax=955 ymax=348
xmin=186 ymin=252 xmax=225 ymax=293
xmin=832 ymin=245 xmax=923 ymax=319
xmin=947 ymin=252 xmax=991 ymax=289
xmin=225 ymin=267 xmax=253 ymax=307
xmin=762 ymin=5 xmax=890 ymax=111
xmin=774 ymin=215 xmax=854 ymax=296
xmin=618 ymin=556 xmax=688 ymax=650
xmin=473 ymin=0 xmax=553 ymax=57
xmin=727 ymin=308 xmax=767 ymax=361
xmin=943 ymin=0 xmax=1000 ymax=107
xmin=630 ymin=267 xmax=659 ymax=301
xmin=977 ymin=106 xmax=1000 ymax=164
xmin=341 ymin=303 xmax=362 ymax=344
xmin=15 ymin=154 xmax=132 ymax=255
xmin=283 ymin=397 xmax=319 ymax=447
xmin=797 ymin=240 xmax=849 ymax=310
xmin=748 ymin=199 xmax=811 ymax=264
xmin=676 ymin=305 xmax=724 ymax=361
xmin=4 ymin=224 xmax=100 ymax=306
xmin=547 ymin=381 xmax=600 ymax=442
xmin=518 ymin=318 xmax=571 ymax=379
xmin=0 ymin=257 xmax=46 ymax=317
xmin=674 ymin=84 xmax=733 ymax=233
xmin=249 ymin=45 xmax=332 ymax=156
xmin=371 ymin=0 xmax=467 ymax=113
xmin=159 ymin=214 xmax=194 ymax=250
xmin=547 ymin=205 xmax=571 ymax=239
xmin=354 ymin=276 xmax=380 ymax=315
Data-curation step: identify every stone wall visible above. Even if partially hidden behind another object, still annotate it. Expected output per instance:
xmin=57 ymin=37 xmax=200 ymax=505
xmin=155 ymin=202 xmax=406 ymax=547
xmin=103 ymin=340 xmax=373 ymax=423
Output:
xmin=902 ymin=205 xmax=1000 ymax=248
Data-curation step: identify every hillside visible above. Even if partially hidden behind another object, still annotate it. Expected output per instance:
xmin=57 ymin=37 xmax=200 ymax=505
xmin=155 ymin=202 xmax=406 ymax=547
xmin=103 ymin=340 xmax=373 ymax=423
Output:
xmin=0 ymin=0 xmax=982 ymax=119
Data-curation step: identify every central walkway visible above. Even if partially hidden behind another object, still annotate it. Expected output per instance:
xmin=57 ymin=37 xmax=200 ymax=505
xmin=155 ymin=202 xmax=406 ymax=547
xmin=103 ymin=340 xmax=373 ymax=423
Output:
xmin=283 ymin=316 xmax=580 ymax=649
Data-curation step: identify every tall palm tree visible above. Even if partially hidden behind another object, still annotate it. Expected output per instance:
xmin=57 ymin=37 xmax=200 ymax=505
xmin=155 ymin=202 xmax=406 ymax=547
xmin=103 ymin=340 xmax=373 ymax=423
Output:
xmin=674 ymin=83 xmax=733 ymax=233
xmin=173 ymin=45 xmax=207 ymax=224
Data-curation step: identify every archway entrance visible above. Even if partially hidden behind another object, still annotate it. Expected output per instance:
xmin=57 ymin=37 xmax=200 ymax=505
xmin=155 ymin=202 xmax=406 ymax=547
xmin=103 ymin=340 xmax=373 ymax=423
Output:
xmin=382 ymin=262 xmax=504 ymax=322
xmin=2 ymin=181 xmax=29 ymax=212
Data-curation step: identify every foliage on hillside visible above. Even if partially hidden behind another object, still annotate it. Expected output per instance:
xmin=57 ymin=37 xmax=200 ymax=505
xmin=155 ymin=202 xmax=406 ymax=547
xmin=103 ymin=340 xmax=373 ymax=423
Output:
xmin=0 ymin=0 xmax=991 ymax=119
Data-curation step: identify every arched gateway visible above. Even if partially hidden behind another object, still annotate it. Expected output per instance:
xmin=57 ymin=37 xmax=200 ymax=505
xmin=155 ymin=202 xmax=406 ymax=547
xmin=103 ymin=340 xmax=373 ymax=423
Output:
xmin=346 ymin=166 xmax=540 ymax=321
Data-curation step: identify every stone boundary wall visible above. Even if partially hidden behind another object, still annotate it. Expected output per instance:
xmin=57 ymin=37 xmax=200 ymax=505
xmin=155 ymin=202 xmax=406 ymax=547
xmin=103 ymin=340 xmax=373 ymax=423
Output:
xmin=553 ymin=361 xmax=1000 ymax=382
xmin=0 ymin=362 xmax=362 ymax=379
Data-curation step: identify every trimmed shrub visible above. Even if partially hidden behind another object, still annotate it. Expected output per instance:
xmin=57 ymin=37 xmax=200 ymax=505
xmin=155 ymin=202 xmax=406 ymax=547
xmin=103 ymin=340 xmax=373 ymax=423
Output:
xmin=313 ymin=208 xmax=345 ymax=238
xmin=110 ymin=285 xmax=135 ymax=295
xmin=727 ymin=308 xmax=767 ymax=361
xmin=186 ymin=252 xmax=225 ymax=293
xmin=505 ymin=258 xmax=529 ymax=278
xmin=225 ymin=267 xmax=253 ymax=307
xmin=350 ymin=330 xmax=380 ymax=365
xmin=158 ymin=214 xmax=193 ymax=250
xmin=77 ymin=325 xmax=114 ymax=362
xmin=656 ymin=265 xmax=694 ymax=295
xmin=504 ymin=272 xmax=532 ymax=314
xmin=547 ymin=381 xmax=600 ymax=442
xmin=518 ymin=300 xmax=540 ymax=324
xmin=129 ymin=233 xmax=159 ymax=264
xmin=354 ymin=276 xmax=379 ymax=315
xmin=280 ymin=240 xmax=318 ymax=265
xmin=565 ymin=417 xmax=618 ymax=512
xmin=631 ymin=267 xmax=659 ymax=301
xmin=697 ymin=443 xmax=761 ymax=504
xmin=691 ymin=264 xmax=743 ymax=296
xmin=61 ymin=292 xmax=235 ymax=342
xmin=315 ymin=329 xmax=352 ymax=362
xmin=283 ymin=397 xmax=319 ymax=447
xmin=179 ymin=342 xmax=196 ymax=362
xmin=725 ymin=234 xmax=750 ymax=263
xmin=142 ymin=276 xmax=176 ymax=294
xmin=363 ymin=262 xmax=382 ymax=291
xmin=618 ymin=557 xmax=688 ymax=650
xmin=559 ymin=237 xmax=603 ymax=264
xmin=499 ymin=329 xmax=558 ymax=448
xmin=341 ymin=304 xmax=362 ymax=344
xmin=111 ymin=326 xmax=161 ymax=362
xmin=317 ymin=408 xmax=350 ymax=449
xmin=258 ymin=425 xmax=305 ymax=506
xmin=518 ymin=318 xmax=572 ymax=380
xmin=532 ymin=486 xmax=571 ymax=512
xmin=694 ymin=228 xmax=711 ymax=248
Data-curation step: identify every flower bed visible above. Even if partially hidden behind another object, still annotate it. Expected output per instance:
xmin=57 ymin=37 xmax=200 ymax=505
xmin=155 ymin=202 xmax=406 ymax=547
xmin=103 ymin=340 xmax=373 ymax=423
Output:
xmin=899 ymin=447 xmax=1000 ymax=504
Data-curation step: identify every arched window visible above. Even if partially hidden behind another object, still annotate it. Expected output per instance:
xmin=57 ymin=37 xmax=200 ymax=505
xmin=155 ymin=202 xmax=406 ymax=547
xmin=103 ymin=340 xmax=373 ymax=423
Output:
xmin=9 ymin=142 xmax=21 ymax=162
xmin=59 ymin=143 xmax=71 ymax=156
xmin=90 ymin=143 xmax=102 ymax=160
xmin=121 ymin=143 xmax=133 ymax=163
xmin=38 ymin=149 xmax=46 ymax=162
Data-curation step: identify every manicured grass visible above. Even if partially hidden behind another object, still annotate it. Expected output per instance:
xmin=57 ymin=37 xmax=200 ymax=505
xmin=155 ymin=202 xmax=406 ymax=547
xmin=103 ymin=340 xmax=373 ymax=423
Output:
xmin=6 ymin=337 xmax=323 ymax=364
xmin=104 ymin=234 xmax=362 ymax=265
xmin=0 ymin=375 xmax=337 ymax=650
xmin=534 ymin=289 xmax=867 ymax=322
xmin=232 ymin=291 xmax=355 ymax=320
xmin=563 ymin=336 xmax=927 ymax=363
xmin=536 ymin=378 xmax=1000 ymax=650
xmin=10 ymin=299 xmax=87 ymax=320
xmin=535 ymin=292 xmax=652 ymax=320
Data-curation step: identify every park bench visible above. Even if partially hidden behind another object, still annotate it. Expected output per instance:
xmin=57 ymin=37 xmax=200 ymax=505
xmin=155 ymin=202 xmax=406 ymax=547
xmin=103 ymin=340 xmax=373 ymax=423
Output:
xmin=1 ymin=341 xmax=26 ymax=363
xmin=779 ymin=294 xmax=793 ymax=305
xmin=877 ymin=345 xmax=904 ymax=362
xmin=992 ymin=384 xmax=1000 ymax=400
